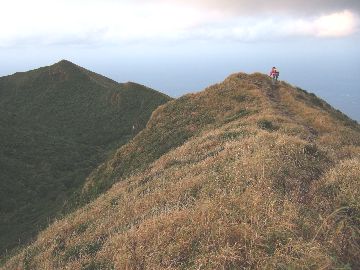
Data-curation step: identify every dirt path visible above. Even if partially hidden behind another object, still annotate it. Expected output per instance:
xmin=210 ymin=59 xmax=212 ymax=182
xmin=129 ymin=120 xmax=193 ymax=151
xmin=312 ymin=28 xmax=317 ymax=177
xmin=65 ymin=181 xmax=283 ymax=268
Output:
xmin=252 ymin=79 xmax=318 ymax=142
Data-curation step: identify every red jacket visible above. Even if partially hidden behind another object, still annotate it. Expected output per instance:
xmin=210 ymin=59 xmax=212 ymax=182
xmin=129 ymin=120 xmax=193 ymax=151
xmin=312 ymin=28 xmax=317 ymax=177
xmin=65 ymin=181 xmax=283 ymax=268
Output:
xmin=270 ymin=68 xmax=279 ymax=76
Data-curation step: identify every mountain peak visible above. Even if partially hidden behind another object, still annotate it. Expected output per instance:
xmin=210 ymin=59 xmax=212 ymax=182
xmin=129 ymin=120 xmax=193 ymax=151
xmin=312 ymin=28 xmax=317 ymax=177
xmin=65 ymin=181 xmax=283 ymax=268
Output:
xmin=0 ymin=61 xmax=171 ymax=257
xmin=225 ymin=72 xmax=273 ymax=84
xmin=49 ymin=59 xmax=81 ymax=74
xmin=53 ymin=59 xmax=77 ymax=67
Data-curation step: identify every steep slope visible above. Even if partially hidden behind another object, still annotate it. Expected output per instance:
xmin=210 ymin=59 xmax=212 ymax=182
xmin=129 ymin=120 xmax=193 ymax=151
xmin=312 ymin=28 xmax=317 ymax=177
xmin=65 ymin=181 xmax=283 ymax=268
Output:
xmin=81 ymin=73 xmax=359 ymax=201
xmin=0 ymin=60 xmax=171 ymax=256
xmin=2 ymin=73 xmax=360 ymax=269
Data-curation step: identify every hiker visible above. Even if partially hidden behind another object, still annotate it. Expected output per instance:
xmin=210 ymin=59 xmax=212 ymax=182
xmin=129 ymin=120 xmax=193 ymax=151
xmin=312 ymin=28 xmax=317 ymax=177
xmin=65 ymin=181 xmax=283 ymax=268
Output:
xmin=269 ymin=66 xmax=279 ymax=83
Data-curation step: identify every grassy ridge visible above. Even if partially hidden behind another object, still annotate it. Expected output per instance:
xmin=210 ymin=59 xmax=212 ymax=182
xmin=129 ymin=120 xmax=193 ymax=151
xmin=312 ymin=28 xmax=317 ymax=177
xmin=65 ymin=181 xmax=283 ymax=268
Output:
xmin=0 ymin=60 xmax=170 ymax=256
xmin=81 ymin=74 xmax=262 ymax=201
xmin=2 ymin=73 xmax=359 ymax=269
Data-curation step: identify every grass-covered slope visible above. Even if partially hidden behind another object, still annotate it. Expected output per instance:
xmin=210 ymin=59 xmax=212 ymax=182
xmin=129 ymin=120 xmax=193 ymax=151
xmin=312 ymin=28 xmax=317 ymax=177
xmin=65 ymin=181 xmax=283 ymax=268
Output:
xmin=2 ymin=73 xmax=360 ymax=269
xmin=81 ymin=74 xmax=263 ymax=201
xmin=0 ymin=60 xmax=170 ymax=256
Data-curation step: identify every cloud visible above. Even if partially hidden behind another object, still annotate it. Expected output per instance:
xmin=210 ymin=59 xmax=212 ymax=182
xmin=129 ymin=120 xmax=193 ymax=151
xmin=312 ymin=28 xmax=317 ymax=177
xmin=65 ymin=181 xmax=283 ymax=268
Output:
xmin=0 ymin=0 xmax=359 ymax=47
xmin=313 ymin=11 xmax=358 ymax=37
xmin=0 ymin=0 xmax=209 ymax=46
xmin=157 ymin=0 xmax=360 ymax=16
xmin=199 ymin=10 xmax=359 ymax=41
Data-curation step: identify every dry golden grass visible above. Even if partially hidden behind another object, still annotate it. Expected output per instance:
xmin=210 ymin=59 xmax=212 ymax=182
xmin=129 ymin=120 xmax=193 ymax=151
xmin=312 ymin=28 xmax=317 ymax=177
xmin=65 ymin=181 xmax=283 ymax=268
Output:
xmin=2 ymin=73 xmax=359 ymax=269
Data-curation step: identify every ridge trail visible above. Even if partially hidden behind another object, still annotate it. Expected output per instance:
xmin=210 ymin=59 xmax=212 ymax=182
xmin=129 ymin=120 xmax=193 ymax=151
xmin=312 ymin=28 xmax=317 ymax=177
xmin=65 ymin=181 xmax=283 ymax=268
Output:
xmin=253 ymin=78 xmax=318 ymax=142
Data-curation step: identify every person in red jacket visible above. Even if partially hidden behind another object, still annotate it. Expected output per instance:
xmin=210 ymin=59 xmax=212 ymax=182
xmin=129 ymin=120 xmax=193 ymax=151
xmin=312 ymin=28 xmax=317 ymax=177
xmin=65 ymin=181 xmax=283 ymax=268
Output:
xmin=269 ymin=66 xmax=279 ymax=83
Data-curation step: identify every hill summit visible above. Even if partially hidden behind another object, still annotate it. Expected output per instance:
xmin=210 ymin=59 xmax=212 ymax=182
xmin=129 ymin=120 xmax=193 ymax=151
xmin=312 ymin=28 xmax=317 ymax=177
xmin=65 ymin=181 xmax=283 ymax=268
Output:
xmin=0 ymin=60 xmax=171 ymax=256
xmin=2 ymin=72 xmax=360 ymax=269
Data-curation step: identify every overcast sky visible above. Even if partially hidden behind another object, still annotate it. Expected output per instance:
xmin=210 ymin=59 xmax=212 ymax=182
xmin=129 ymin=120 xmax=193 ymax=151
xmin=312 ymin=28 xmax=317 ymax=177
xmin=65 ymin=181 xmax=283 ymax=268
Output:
xmin=1 ymin=0 xmax=359 ymax=46
xmin=1 ymin=0 xmax=359 ymax=120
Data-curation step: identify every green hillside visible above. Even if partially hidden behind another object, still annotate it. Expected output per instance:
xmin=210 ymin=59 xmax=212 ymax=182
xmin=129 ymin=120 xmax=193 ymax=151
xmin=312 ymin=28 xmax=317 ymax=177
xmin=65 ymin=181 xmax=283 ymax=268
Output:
xmin=0 ymin=60 xmax=171 ymax=257
xmin=2 ymin=72 xmax=360 ymax=269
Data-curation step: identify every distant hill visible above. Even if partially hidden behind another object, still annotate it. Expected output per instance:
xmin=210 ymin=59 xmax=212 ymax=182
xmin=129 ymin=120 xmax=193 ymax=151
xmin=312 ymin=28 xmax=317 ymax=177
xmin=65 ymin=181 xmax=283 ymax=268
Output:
xmin=2 ymin=72 xmax=360 ymax=269
xmin=0 ymin=60 xmax=171 ymax=256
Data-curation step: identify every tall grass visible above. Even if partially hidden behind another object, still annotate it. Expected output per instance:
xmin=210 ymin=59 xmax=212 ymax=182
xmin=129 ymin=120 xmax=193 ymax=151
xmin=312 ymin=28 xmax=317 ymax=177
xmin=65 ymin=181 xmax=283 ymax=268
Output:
xmin=2 ymin=72 xmax=359 ymax=269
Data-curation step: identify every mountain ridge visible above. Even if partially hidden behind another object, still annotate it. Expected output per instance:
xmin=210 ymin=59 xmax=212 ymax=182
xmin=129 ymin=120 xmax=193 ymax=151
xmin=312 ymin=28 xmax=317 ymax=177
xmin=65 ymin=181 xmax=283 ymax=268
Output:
xmin=0 ymin=60 xmax=171 ymax=257
xmin=81 ymin=72 xmax=359 ymax=201
xmin=2 ymin=70 xmax=359 ymax=269
xmin=3 ymin=73 xmax=360 ymax=269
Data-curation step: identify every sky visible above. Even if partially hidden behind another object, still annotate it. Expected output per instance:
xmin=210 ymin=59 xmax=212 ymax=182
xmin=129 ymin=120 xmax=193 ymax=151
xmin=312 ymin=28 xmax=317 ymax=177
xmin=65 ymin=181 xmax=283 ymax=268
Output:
xmin=0 ymin=0 xmax=359 ymax=120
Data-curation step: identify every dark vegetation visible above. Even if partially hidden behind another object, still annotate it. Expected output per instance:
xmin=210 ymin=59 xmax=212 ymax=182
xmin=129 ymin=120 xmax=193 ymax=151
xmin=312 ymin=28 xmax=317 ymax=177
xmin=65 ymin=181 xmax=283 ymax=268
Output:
xmin=0 ymin=60 xmax=170 ymax=257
